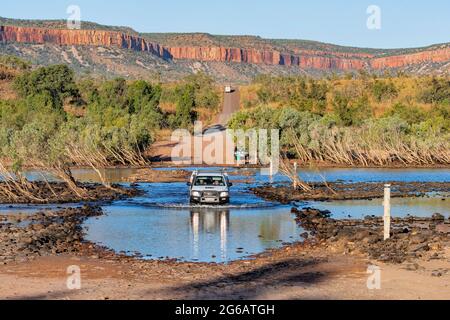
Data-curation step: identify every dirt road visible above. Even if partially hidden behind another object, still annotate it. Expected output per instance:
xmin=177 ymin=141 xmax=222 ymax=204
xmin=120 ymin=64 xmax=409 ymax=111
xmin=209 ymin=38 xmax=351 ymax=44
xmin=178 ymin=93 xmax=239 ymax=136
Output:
xmin=217 ymin=88 xmax=240 ymax=125
xmin=150 ymin=87 xmax=241 ymax=164
xmin=1 ymin=245 xmax=448 ymax=300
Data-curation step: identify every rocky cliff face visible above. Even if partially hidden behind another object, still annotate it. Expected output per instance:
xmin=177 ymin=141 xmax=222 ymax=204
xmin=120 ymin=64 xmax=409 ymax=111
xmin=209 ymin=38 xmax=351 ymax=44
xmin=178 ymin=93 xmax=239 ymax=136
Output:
xmin=163 ymin=47 xmax=369 ymax=70
xmin=1 ymin=25 xmax=449 ymax=72
xmin=370 ymin=48 xmax=450 ymax=69
xmin=0 ymin=25 xmax=161 ymax=55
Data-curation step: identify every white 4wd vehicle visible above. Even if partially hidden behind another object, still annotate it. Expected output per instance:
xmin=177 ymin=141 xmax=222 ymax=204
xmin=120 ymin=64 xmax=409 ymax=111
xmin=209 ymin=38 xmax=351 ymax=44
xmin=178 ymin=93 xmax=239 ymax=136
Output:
xmin=188 ymin=171 xmax=232 ymax=205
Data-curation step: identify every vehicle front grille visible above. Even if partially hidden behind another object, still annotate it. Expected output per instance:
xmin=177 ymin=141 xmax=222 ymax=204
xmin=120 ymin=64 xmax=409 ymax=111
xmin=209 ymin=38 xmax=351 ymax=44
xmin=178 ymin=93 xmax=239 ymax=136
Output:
xmin=202 ymin=191 xmax=219 ymax=197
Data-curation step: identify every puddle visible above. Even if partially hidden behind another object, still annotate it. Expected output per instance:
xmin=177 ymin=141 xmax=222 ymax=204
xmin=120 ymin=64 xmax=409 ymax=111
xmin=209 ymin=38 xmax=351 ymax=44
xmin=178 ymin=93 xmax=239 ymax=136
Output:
xmin=0 ymin=203 xmax=77 ymax=216
xmin=84 ymin=206 xmax=301 ymax=263
xmin=306 ymin=196 xmax=449 ymax=220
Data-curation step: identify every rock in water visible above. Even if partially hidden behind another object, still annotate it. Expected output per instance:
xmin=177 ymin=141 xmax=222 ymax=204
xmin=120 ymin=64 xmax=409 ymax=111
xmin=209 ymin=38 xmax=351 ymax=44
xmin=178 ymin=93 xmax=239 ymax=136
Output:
xmin=431 ymin=213 xmax=445 ymax=222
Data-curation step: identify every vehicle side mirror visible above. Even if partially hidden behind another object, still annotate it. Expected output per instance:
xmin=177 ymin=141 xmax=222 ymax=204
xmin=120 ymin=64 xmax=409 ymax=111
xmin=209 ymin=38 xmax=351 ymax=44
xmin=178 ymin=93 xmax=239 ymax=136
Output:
xmin=187 ymin=182 xmax=191 ymax=186
xmin=229 ymin=183 xmax=233 ymax=187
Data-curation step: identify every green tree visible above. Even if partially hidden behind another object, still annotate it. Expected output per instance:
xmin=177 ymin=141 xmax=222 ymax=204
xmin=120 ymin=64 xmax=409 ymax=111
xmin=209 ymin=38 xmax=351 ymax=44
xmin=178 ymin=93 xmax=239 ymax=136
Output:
xmin=174 ymin=84 xmax=197 ymax=128
xmin=98 ymin=78 xmax=128 ymax=109
xmin=126 ymin=80 xmax=162 ymax=114
xmin=182 ymin=73 xmax=220 ymax=110
xmin=384 ymin=103 xmax=426 ymax=125
xmin=372 ymin=80 xmax=398 ymax=102
xmin=13 ymin=64 xmax=79 ymax=109
xmin=419 ymin=77 xmax=450 ymax=104
xmin=332 ymin=93 xmax=372 ymax=126
xmin=0 ymin=55 xmax=31 ymax=71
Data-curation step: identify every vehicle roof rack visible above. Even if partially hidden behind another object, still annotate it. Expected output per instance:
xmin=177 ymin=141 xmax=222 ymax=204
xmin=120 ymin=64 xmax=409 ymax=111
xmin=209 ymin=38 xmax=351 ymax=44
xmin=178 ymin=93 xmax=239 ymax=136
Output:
xmin=191 ymin=169 xmax=228 ymax=176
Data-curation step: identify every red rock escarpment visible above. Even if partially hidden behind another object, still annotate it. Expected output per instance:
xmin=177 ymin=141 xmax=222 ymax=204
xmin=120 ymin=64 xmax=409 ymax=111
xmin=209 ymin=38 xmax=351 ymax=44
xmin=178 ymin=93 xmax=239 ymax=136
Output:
xmin=0 ymin=25 xmax=170 ymax=58
xmin=164 ymin=47 xmax=369 ymax=70
xmin=370 ymin=48 xmax=450 ymax=69
xmin=1 ymin=25 xmax=449 ymax=71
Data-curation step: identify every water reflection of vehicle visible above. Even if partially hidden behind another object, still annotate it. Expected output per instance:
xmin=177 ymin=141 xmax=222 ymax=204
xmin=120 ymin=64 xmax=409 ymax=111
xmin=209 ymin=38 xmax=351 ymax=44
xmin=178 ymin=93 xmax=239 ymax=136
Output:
xmin=190 ymin=210 xmax=229 ymax=260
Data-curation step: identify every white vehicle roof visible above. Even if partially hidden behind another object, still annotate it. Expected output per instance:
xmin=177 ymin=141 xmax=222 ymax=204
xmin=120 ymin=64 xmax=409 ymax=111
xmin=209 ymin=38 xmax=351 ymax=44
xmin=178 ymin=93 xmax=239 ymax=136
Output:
xmin=192 ymin=171 xmax=228 ymax=177
xmin=195 ymin=173 xmax=224 ymax=177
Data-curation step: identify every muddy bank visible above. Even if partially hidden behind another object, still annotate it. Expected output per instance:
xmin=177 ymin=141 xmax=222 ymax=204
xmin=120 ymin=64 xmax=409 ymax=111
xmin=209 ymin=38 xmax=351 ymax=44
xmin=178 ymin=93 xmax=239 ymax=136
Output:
xmin=125 ymin=168 xmax=257 ymax=184
xmin=125 ymin=169 xmax=191 ymax=183
xmin=0 ymin=206 xmax=103 ymax=264
xmin=252 ymin=181 xmax=450 ymax=203
xmin=0 ymin=182 xmax=140 ymax=204
xmin=293 ymin=207 xmax=450 ymax=264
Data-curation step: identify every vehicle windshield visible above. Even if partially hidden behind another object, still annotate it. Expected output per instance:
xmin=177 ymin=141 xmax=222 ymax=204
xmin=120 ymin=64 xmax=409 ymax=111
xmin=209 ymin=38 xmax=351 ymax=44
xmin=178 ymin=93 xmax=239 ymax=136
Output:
xmin=194 ymin=176 xmax=226 ymax=186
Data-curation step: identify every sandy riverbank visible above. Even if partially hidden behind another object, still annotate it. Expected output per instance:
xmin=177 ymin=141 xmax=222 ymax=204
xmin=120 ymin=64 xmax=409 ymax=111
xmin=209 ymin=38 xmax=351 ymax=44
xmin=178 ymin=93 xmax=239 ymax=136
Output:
xmin=0 ymin=244 xmax=448 ymax=300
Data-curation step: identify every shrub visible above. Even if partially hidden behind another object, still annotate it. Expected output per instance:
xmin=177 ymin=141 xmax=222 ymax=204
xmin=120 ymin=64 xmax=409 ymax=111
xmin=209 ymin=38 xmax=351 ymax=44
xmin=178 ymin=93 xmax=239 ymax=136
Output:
xmin=383 ymin=103 xmax=426 ymax=125
xmin=419 ymin=77 xmax=450 ymax=104
xmin=173 ymin=84 xmax=197 ymax=128
xmin=0 ymin=55 xmax=31 ymax=71
xmin=332 ymin=92 xmax=372 ymax=126
xmin=255 ymin=76 xmax=328 ymax=114
xmin=371 ymin=80 xmax=398 ymax=102
xmin=182 ymin=73 xmax=220 ymax=110
xmin=13 ymin=64 xmax=79 ymax=109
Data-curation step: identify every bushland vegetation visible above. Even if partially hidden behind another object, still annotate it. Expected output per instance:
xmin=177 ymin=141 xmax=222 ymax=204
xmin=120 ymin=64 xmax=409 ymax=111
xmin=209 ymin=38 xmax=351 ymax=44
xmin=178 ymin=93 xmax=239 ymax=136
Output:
xmin=0 ymin=57 xmax=220 ymax=198
xmin=0 ymin=55 xmax=31 ymax=80
xmin=0 ymin=53 xmax=448 ymax=201
xmin=230 ymin=74 xmax=450 ymax=166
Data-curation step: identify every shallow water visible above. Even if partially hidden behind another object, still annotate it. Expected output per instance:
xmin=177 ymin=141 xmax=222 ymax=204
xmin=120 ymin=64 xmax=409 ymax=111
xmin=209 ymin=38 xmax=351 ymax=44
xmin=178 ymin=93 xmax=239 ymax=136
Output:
xmin=2 ymin=167 xmax=449 ymax=262
xmin=82 ymin=167 xmax=449 ymax=263
xmin=22 ymin=166 xmax=450 ymax=184
xmin=84 ymin=206 xmax=300 ymax=263
xmin=84 ymin=174 xmax=303 ymax=263
xmin=297 ymin=167 xmax=450 ymax=183
xmin=306 ymin=197 xmax=449 ymax=220
xmin=0 ymin=203 xmax=80 ymax=216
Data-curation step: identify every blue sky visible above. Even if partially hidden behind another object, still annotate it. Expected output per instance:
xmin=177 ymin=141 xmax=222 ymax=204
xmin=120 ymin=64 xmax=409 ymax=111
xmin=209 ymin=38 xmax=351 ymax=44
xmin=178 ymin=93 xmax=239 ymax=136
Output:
xmin=1 ymin=0 xmax=449 ymax=49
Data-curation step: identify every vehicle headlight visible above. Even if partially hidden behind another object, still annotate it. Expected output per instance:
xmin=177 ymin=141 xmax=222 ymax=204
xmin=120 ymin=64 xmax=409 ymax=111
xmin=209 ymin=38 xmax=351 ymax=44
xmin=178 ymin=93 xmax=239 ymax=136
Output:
xmin=192 ymin=191 xmax=201 ymax=197
xmin=220 ymin=192 xmax=229 ymax=198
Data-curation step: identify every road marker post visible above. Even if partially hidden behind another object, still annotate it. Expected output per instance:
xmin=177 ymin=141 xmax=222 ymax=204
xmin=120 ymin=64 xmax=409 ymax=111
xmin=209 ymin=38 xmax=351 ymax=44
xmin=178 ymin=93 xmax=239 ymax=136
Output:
xmin=383 ymin=184 xmax=391 ymax=240
xmin=269 ymin=159 xmax=274 ymax=183
xmin=293 ymin=162 xmax=298 ymax=189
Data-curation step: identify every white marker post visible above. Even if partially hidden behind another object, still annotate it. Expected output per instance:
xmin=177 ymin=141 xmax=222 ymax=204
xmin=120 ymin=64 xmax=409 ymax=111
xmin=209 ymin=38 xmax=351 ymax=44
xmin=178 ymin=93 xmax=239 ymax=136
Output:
xmin=293 ymin=162 xmax=298 ymax=189
xmin=383 ymin=184 xmax=391 ymax=240
xmin=269 ymin=159 xmax=274 ymax=184
xmin=254 ymin=144 xmax=258 ymax=166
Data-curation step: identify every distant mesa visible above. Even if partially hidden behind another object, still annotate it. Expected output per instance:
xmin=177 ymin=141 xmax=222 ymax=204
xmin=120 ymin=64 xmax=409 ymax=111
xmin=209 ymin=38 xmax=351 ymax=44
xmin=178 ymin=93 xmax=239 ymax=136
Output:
xmin=0 ymin=17 xmax=449 ymax=80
